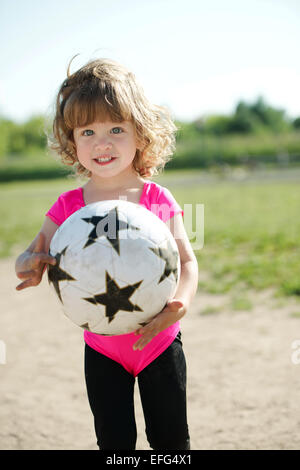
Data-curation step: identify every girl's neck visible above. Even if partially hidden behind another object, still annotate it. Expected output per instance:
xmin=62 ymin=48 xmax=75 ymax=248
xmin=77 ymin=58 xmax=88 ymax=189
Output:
xmin=87 ymin=170 xmax=145 ymax=193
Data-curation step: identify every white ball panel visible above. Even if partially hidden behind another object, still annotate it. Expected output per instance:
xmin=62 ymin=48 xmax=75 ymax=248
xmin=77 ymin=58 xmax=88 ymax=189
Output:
xmin=125 ymin=208 xmax=171 ymax=245
xmin=111 ymin=237 xmax=164 ymax=286
xmin=62 ymin=241 xmax=113 ymax=294
xmin=60 ymin=283 xmax=106 ymax=330
xmin=92 ymin=311 xmax=144 ymax=335
xmin=50 ymin=217 xmax=91 ymax=255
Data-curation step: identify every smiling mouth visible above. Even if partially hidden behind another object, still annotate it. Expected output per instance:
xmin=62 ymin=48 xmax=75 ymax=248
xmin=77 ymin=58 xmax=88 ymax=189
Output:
xmin=93 ymin=157 xmax=116 ymax=166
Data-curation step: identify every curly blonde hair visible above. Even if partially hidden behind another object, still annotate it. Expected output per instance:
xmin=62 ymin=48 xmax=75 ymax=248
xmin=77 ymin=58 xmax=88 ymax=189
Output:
xmin=49 ymin=56 xmax=177 ymax=178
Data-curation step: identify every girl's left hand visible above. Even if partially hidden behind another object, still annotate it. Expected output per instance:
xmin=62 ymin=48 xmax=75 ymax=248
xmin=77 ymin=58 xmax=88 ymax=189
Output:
xmin=132 ymin=299 xmax=186 ymax=351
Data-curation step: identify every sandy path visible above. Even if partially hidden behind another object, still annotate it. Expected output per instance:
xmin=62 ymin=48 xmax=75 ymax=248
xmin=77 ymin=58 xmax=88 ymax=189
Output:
xmin=1 ymin=257 xmax=300 ymax=450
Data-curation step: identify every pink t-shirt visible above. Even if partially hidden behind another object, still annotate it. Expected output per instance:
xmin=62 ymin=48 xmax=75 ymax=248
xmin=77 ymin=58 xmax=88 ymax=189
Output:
xmin=46 ymin=180 xmax=183 ymax=377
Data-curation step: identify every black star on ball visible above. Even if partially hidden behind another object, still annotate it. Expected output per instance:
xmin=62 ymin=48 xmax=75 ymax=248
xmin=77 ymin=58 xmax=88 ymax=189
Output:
xmin=83 ymin=271 xmax=143 ymax=323
xmin=47 ymin=246 xmax=76 ymax=302
xmin=150 ymin=240 xmax=179 ymax=283
xmin=82 ymin=206 xmax=140 ymax=254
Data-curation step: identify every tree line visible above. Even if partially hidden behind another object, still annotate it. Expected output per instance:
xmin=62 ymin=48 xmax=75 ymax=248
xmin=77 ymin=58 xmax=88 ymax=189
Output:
xmin=175 ymin=96 xmax=300 ymax=141
xmin=0 ymin=96 xmax=299 ymax=161
xmin=0 ymin=115 xmax=48 ymax=157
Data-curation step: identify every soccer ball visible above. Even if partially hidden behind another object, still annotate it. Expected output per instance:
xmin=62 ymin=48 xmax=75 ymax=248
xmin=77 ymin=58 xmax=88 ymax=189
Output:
xmin=47 ymin=199 xmax=180 ymax=335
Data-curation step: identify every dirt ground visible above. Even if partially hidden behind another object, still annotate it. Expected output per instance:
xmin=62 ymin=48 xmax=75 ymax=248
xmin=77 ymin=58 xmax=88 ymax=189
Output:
xmin=1 ymin=256 xmax=300 ymax=450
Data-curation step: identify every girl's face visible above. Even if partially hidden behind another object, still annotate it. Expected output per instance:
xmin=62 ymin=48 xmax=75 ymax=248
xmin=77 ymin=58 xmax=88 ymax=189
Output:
xmin=73 ymin=120 xmax=141 ymax=180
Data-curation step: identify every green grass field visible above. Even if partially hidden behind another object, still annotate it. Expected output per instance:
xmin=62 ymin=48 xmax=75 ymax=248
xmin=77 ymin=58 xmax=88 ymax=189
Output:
xmin=2 ymin=168 xmax=300 ymax=303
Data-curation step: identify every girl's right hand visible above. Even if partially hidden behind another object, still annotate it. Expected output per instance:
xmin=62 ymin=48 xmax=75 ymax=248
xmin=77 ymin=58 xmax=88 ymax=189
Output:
xmin=16 ymin=232 xmax=57 ymax=291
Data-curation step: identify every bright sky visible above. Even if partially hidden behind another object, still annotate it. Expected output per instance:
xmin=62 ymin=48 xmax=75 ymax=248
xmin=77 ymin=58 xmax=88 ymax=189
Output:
xmin=1 ymin=0 xmax=299 ymax=123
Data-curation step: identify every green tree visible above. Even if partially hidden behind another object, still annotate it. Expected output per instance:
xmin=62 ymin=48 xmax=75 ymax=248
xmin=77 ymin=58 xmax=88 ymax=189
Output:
xmin=203 ymin=115 xmax=233 ymax=135
xmin=292 ymin=117 xmax=300 ymax=130
xmin=23 ymin=115 xmax=47 ymax=152
xmin=230 ymin=100 xmax=261 ymax=133
xmin=0 ymin=118 xmax=26 ymax=155
xmin=0 ymin=114 xmax=48 ymax=157
xmin=175 ymin=121 xmax=200 ymax=141
xmin=0 ymin=118 xmax=11 ymax=157
xmin=249 ymin=96 xmax=290 ymax=132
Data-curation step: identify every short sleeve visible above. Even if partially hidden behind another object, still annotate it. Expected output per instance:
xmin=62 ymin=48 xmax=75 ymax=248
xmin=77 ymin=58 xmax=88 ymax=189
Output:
xmin=45 ymin=188 xmax=84 ymax=226
xmin=153 ymin=184 xmax=184 ymax=222
xmin=45 ymin=196 xmax=66 ymax=226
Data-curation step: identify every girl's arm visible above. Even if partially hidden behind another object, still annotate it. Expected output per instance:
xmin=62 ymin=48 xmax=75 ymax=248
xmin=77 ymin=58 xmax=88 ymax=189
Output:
xmin=166 ymin=212 xmax=199 ymax=309
xmin=15 ymin=217 xmax=59 ymax=290
xmin=133 ymin=213 xmax=199 ymax=350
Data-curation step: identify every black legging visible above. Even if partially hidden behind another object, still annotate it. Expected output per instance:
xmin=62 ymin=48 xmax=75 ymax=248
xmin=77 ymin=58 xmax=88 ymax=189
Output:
xmin=84 ymin=332 xmax=190 ymax=450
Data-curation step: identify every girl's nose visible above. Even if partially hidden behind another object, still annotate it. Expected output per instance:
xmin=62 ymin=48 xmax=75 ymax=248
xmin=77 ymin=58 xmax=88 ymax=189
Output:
xmin=94 ymin=136 xmax=112 ymax=150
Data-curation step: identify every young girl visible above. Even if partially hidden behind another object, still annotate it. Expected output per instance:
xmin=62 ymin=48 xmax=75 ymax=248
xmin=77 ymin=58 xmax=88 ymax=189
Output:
xmin=15 ymin=58 xmax=199 ymax=450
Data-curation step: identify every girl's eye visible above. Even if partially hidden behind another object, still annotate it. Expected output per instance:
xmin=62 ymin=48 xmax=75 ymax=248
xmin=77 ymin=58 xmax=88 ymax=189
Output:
xmin=111 ymin=127 xmax=123 ymax=134
xmin=82 ymin=129 xmax=94 ymax=136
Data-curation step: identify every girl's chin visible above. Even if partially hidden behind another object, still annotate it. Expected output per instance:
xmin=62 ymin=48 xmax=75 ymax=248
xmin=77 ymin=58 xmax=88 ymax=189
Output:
xmin=90 ymin=164 xmax=136 ymax=179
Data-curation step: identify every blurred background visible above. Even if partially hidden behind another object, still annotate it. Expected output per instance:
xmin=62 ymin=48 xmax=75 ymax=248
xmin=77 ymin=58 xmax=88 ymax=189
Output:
xmin=1 ymin=0 xmax=300 ymax=450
